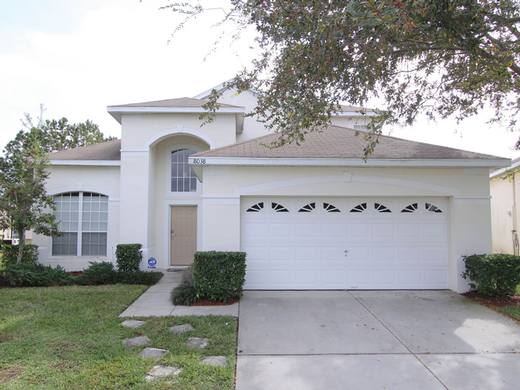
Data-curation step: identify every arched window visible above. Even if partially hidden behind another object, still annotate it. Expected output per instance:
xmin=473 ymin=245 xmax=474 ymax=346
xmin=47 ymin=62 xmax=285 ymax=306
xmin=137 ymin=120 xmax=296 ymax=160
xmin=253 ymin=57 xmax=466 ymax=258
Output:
xmin=171 ymin=149 xmax=197 ymax=192
xmin=52 ymin=192 xmax=108 ymax=256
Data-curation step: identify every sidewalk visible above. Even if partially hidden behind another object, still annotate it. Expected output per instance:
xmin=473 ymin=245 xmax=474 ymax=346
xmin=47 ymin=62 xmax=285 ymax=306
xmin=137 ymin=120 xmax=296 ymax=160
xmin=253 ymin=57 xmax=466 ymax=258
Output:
xmin=119 ymin=270 xmax=239 ymax=317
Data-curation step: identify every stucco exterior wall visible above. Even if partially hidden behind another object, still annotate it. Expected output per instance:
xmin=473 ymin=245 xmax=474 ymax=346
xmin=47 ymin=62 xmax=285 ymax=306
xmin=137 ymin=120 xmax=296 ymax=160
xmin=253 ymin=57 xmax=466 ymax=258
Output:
xmin=490 ymin=173 xmax=519 ymax=254
xmin=33 ymin=165 xmax=121 ymax=271
xmin=200 ymin=166 xmax=492 ymax=292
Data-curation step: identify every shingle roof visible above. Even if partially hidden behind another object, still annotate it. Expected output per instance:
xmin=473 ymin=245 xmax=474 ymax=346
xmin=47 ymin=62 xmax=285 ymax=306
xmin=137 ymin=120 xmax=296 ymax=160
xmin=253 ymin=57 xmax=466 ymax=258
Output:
xmin=195 ymin=126 xmax=504 ymax=160
xmin=110 ymin=97 xmax=242 ymax=109
xmin=50 ymin=139 xmax=121 ymax=161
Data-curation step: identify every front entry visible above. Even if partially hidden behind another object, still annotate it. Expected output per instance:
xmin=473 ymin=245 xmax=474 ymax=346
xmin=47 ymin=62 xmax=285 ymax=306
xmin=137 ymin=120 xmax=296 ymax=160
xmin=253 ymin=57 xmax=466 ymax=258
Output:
xmin=170 ymin=205 xmax=197 ymax=266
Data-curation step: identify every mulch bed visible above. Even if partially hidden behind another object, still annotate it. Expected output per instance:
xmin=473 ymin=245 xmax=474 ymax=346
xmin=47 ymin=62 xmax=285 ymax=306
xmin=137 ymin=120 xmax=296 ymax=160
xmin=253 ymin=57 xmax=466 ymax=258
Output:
xmin=463 ymin=292 xmax=520 ymax=308
xmin=191 ymin=298 xmax=239 ymax=306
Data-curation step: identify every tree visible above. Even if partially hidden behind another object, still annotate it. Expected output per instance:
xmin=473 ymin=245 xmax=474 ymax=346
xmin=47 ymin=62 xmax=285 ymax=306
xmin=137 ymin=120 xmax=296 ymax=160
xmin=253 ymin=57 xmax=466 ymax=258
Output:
xmin=165 ymin=0 xmax=520 ymax=153
xmin=0 ymin=129 xmax=57 ymax=264
xmin=23 ymin=114 xmax=115 ymax=152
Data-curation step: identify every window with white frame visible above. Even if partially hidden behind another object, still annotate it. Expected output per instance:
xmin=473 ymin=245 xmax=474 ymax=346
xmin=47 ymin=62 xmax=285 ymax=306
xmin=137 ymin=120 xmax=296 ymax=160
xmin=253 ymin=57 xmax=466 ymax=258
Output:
xmin=171 ymin=149 xmax=198 ymax=192
xmin=52 ymin=192 xmax=108 ymax=256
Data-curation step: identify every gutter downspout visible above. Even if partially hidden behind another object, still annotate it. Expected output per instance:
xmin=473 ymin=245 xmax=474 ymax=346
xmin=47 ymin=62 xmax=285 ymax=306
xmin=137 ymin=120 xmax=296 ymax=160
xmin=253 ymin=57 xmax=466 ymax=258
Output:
xmin=512 ymin=173 xmax=519 ymax=255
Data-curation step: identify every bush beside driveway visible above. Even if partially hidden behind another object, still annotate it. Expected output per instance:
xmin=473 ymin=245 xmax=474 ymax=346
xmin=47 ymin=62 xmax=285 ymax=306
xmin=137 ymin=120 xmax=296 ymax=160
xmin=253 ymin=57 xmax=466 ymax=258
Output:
xmin=0 ymin=285 xmax=236 ymax=389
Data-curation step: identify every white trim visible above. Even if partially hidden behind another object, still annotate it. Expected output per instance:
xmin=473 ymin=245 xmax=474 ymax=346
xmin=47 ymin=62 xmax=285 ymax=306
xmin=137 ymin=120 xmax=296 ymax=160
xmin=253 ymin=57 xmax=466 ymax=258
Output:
xmin=490 ymin=158 xmax=520 ymax=178
xmin=107 ymin=105 xmax=245 ymax=123
xmin=146 ymin=127 xmax=213 ymax=149
xmin=189 ymin=156 xmax=510 ymax=168
xmin=50 ymin=160 xmax=120 ymax=166
xmin=334 ymin=111 xmax=377 ymax=117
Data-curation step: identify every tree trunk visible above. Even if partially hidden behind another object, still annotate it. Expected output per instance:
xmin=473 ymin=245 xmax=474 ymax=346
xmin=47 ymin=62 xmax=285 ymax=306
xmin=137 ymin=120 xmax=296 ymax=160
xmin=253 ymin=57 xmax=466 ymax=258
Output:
xmin=16 ymin=228 xmax=25 ymax=265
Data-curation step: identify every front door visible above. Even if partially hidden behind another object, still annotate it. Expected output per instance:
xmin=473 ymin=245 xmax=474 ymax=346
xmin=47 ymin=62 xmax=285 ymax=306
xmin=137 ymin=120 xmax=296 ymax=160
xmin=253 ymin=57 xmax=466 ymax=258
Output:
xmin=170 ymin=206 xmax=197 ymax=266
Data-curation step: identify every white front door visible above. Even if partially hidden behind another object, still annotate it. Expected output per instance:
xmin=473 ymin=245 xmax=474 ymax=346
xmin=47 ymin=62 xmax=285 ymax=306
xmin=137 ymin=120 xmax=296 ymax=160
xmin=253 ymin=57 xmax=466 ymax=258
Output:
xmin=241 ymin=197 xmax=449 ymax=290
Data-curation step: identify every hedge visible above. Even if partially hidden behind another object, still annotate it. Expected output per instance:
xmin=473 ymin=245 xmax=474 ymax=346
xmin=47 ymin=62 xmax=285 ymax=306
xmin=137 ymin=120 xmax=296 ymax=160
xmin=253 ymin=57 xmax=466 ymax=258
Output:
xmin=116 ymin=244 xmax=142 ymax=272
xmin=463 ymin=254 xmax=520 ymax=297
xmin=0 ymin=244 xmax=39 ymax=267
xmin=192 ymin=251 xmax=246 ymax=302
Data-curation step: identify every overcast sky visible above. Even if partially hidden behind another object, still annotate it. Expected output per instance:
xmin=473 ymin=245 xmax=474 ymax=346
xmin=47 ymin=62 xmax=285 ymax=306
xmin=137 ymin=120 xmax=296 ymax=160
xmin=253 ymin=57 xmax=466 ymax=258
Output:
xmin=1 ymin=0 xmax=518 ymax=159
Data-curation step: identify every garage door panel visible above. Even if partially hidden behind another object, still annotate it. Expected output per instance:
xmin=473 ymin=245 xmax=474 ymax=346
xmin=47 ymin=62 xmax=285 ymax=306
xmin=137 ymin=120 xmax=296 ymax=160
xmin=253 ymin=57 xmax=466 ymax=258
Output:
xmin=242 ymin=197 xmax=449 ymax=290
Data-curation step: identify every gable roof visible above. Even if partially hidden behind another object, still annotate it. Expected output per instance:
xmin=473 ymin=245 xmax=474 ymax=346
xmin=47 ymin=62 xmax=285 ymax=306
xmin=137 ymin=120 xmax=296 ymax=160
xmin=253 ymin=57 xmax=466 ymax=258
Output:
xmin=110 ymin=97 xmax=242 ymax=109
xmin=195 ymin=126 xmax=508 ymax=164
xmin=50 ymin=139 xmax=121 ymax=163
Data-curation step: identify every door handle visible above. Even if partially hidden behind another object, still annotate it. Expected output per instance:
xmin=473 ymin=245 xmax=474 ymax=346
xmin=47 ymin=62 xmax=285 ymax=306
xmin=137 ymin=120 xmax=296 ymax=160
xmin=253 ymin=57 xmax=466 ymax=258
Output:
xmin=344 ymin=249 xmax=349 ymax=257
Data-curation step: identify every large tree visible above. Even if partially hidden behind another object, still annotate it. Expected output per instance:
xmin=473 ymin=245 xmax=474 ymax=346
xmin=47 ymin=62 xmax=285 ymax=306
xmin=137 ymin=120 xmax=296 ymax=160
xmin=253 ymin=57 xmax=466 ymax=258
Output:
xmin=166 ymin=0 xmax=520 ymax=153
xmin=0 ymin=129 xmax=57 ymax=264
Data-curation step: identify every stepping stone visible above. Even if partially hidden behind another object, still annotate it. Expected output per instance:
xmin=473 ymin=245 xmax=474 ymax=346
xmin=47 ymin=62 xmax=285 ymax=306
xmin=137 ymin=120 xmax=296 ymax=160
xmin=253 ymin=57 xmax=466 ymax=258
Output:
xmin=121 ymin=320 xmax=145 ymax=329
xmin=122 ymin=336 xmax=151 ymax=348
xmin=201 ymin=356 xmax=227 ymax=367
xmin=186 ymin=337 xmax=209 ymax=349
xmin=139 ymin=347 xmax=168 ymax=359
xmin=169 ymin=323 xmax=194 ymax=334
xmin=145 ymin=365 xmax=182 ymax=382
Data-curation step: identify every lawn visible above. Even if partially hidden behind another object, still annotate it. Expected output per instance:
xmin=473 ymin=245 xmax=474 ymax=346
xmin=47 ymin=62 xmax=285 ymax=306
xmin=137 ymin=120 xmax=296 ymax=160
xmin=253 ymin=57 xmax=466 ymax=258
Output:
xmin=0 ymin=285 xmax=237 ymax=389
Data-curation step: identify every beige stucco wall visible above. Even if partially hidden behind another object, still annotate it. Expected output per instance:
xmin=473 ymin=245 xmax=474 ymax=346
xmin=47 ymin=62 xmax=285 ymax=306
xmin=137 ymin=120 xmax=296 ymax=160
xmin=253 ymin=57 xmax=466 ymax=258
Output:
xmin=490 ymin=172 xmax=520 ymax=254
xmin=199 ymin=165 xmax=493 ymax=292
xmin=32 ymin=165 xmax=121 ymax=271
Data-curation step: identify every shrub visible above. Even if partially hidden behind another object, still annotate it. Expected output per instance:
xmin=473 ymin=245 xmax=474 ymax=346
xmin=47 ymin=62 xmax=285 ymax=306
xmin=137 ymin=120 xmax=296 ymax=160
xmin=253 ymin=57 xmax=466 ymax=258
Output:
xmin=116 ymin=244 xmax=142 ymax=272
xmin=77 ymin=262 xmax=117 ymax=285
xmin=0 ymin=244 xmax=39 ymax=267
xmin=0 ymin=263 xmax=74 ymax=287
xmin=192 ymin=251 xmax=246 ymax=302
xmin=172 ymin=284 xmax=198 ymax=305
xmin=463 ymin=254 xmax=520 ymax=297
xmin=116 ymin=271 xmax=163 ymax=285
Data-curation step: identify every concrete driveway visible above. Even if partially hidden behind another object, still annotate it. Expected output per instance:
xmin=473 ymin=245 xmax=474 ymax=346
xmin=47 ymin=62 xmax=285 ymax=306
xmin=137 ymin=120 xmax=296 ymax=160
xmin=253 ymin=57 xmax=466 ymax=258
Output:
xmin=236 ymin=291 xmax=520 ymax=390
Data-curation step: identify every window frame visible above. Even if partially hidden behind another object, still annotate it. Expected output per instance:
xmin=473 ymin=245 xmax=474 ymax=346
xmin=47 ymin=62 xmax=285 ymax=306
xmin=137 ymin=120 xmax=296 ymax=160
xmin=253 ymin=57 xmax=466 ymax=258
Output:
xmin=170 ymin=148 xmax=199 ymax=193
xmin=52 ymin=191 xmax=108 ymax=257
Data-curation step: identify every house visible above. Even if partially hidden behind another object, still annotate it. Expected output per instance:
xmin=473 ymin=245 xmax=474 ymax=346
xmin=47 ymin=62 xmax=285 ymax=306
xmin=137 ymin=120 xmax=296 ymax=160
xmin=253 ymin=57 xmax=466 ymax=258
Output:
xmin=32 ymin=84 xmax=510 ymax=292
xmin=490 ymin=158 xmax=520 ymax=255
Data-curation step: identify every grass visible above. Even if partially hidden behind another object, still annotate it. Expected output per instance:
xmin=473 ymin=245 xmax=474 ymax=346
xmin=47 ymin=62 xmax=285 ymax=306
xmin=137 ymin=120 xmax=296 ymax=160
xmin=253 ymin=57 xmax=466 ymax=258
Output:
xmin=498 ymin=284 xmax=520 ymax=321
xmin=0 ymin=285 xmax=237 ymax=389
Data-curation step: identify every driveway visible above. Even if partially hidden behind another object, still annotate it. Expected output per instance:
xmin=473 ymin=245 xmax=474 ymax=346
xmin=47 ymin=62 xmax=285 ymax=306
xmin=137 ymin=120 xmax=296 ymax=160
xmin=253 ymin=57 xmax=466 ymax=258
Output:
xmin=236 ymin=291 xmax=520 ymax=390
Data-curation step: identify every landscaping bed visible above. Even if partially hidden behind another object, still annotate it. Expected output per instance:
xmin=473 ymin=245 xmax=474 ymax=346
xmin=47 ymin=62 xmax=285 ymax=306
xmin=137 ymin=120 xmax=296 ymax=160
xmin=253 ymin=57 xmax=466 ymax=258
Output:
xmin=464 ymin=286 xmax=520 ymax=322
xmin=0 ymin=285 xmax=237 ymax=389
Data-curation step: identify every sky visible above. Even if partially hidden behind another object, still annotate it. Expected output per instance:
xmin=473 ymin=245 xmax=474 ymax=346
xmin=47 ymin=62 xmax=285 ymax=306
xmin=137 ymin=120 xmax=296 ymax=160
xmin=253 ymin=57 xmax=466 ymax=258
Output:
xmin=0 ymin=0 xmax=519 ymax=160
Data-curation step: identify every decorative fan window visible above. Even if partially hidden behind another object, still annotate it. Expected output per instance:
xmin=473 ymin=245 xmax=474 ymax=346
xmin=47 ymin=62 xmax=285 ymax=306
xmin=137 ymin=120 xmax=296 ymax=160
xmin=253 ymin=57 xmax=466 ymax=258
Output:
xmin=401 ymin=203 xmax=418 ymax=213
xmin=374 ymin=203 xmax=392 ymax=213
xmin=298 ymin=202 xmax=316 ymax=212
xmin=246 ymin=202 xmax=264 ymax=212
xmin=425 ymin=203 xmax=443 ymax=213
xmin=272 ymin=202 xmax=289 ymax=212
xmin=350 ymin=203 xmax=367 ymax=213
xmin=323 ymin=203 xmax=341 ymax=213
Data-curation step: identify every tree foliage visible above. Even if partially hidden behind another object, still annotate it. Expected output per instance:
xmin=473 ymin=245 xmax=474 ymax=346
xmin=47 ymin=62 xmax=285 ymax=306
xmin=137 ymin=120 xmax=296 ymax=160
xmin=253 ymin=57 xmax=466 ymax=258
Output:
xmin=165 ymin=0 xmax=520 ymax=152
xmin=0 ymin=129 xmax=57 ymax=264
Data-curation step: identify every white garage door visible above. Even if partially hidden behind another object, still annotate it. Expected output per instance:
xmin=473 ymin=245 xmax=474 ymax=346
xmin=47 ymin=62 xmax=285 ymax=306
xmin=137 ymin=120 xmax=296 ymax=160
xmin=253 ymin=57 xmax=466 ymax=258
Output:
xmin=241 ymin=197 xmax=449 ymax=290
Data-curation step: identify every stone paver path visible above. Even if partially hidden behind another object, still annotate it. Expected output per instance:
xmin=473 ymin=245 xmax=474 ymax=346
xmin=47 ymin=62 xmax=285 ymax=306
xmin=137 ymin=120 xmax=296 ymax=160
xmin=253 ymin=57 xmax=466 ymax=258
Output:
xmin=122 ymin=336 xmax=151 ymax=348
xmin=169 ymin=323 xmax=194 ymax=334
xmin=186 ymin=337 xmax=209 ymax=349
xmin=145 ymin=365 xmax=182 ymax=382
xmin=139 ymin=347 xmax=168 ymax=359
xmin=201 ymin=356 xmax=227 ymax=367
xmin=121 ymin=319 xmax=145 ymax=329
xmin=119 ymin=270 xmax=239 ymax=317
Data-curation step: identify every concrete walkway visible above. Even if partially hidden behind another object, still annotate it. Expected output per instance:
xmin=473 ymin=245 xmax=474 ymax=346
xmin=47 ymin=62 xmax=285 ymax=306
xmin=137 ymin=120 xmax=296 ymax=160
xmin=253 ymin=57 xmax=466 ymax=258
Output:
xmin=236 ymin=290 xmax=520 ymax=390
xmin=119 ymin=271 xmax=239 ymax=317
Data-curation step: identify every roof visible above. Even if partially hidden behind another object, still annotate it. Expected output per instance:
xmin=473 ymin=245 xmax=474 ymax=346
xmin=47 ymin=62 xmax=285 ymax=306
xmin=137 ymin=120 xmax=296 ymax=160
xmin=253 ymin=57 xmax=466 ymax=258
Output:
xmin=110 ymin=97 xmax=242 ymax=109
xmin=195 ymin=126 xmax=506 ymax=161
xmin=490 ymin=156 xmax=520 ymax=178
xmin=50 ymin=139 xmax=121 ymax=162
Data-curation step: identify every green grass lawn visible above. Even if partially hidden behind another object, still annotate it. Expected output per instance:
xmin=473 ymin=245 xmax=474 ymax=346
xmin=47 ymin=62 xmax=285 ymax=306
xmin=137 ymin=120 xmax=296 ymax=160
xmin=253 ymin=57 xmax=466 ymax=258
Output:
xmin=0 ymin=285 xmax=237 ymax=389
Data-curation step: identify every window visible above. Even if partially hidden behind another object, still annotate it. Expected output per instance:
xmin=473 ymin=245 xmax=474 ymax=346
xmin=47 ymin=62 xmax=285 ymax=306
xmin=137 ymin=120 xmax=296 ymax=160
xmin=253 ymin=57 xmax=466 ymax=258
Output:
xmin=171 ymin=149 xmax=198 ymax=192
xmin=323 ymin=203 xmax=341 ymax=212
xmin=299 ymin=202 xmax=316 ymax=212
xmin=272 ymin=202 xmax=289 ymax=212
xmin=350 ymin=203 xmax=367 ymax=213
xmin=425 ymin=203 xmax=443 ymax=213
xmin=52 ymin=192 xmax=108 ymax=256
xmin=374 ymin=203 xmax=392 ymax=213
xmin=246 ymin=202 xmax=264 ymax=212
xmin=401 ymin=203 xmax=418 ymax=213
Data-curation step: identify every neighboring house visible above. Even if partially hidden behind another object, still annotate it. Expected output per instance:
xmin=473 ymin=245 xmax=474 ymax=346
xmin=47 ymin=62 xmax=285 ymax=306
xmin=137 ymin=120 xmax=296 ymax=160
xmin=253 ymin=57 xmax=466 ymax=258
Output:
xmin=32 ymin=83 xmax=510 ymax=293
xmin=1 ymin=228 xmax=31 ymax=245
xmin=490 ymin=158 xmax=520 ymax=255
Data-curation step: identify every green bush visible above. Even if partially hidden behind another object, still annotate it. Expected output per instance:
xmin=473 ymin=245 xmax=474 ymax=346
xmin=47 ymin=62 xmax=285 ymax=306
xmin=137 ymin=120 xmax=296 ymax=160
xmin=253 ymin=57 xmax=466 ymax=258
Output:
xmin=192 ymin=251 xmax=246 ymax=302
xmin=172 ymin=284 xmax=198 ymax=305
xmin=77 ymin=262 xmax=117 ymax=285
xmin=0 ymin=244 xmax=39 ymax=267
xmin=116 ymin=244 xmax=142 ymax=272
xmin=463 ymin=254 xmax=520 ymax=297
xmin=116 ymin=271 xmax=163 ymax=285
xmin=0 ymin=263 xmax=74 ymax=287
